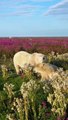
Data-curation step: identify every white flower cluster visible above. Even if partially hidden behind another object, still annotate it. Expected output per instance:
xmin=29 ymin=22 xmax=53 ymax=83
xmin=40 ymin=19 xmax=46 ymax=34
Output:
xmin=1 ymin=64 xmax=9 ymax=79
xmin=3 ymin=83 xmax=14 ymax=98
xmin=41 ymin=80 xmax=51 ymax=94
xmin=6 ymin=114 xmax=15 ymax=120
xmin=46 ymin=68 xmax=68 ymax=116
xmin=56 ymin=53 xmax=68 ymax=60
xmin=51 ymin=68 xmax=68 ymax=92
xmin=20 ymin=79 xmax=37 ymax=98
xmin=48 ymin=52 xmax=68 ymax=63
xmin=12 ymin=97 xmax=23 ymax=113
xmin=6 ymin=92 xmax=24 ymax=120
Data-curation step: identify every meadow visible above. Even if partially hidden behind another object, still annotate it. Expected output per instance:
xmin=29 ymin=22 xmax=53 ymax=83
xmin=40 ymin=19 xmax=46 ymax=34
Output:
xmin=0 ymin=37 xmax=68 ymax=120
xmin=0 ymin=37 xmax=68 ymax=57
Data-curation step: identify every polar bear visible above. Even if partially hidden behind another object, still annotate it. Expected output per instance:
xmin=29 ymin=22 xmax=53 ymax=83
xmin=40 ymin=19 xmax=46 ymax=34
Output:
xmin=13 ymin=51 xmax=47 ymax=75
xmin=33 ymin=63 xmax=58 ymax=80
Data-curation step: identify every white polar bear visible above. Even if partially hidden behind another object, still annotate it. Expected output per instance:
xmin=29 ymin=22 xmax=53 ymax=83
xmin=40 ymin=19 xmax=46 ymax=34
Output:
xmin=13 ymin=51 xmax=47 ymax=75
xmin=33 ymin=63 xmax=58 ymax=80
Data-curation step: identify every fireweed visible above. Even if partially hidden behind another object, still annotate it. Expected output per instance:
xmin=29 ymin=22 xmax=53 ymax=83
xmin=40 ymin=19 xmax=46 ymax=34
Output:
xmin=0 ymin=38 xmax=68 ymax=57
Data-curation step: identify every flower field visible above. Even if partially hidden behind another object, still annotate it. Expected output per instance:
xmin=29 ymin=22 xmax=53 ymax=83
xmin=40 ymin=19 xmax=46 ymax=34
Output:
xmin=0 ymin=37 xmax=68 ymax=120
xmin=0 ymin=37 xmax=68 ymax=57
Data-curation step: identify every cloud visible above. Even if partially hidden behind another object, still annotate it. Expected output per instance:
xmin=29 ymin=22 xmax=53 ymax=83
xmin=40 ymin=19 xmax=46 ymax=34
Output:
xmin=44 ymin=0 xmax=68 ymax=15
xmin=9 ymin=11 xmax=32 ymax=16
xmin=31 ymin=0 xmax=51 ymax=2
xmin=0 ymin=4 xmax=42 ymax=17
xmin=14 ymin=0 xmax=51 ymax=2
xmin=0 ymin=0 xmax=45 ymax=17
xmin=0 ymin=0 xmax=51 ymax=17
xmin=14 ymin=4 xmax=37 ymax=10
xmin=0 ymin=11 xmax=32 ymax=17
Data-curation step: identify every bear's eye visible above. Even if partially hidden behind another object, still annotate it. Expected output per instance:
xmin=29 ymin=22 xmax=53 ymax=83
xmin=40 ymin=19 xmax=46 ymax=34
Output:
xmin=43 ymin=57 xmax=46 ymax=62
xmin=43 ymin=57 xmax=45 ymax=60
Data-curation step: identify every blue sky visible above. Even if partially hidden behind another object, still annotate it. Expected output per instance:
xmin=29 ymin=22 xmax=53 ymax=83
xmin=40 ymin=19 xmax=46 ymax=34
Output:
xmin=0 ymin=0 xmax=68 ymax=37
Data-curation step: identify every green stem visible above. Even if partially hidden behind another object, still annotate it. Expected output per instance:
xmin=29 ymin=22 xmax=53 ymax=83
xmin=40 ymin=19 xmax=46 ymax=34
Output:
xmin=31 ymin=99 xmax=37 ymax=120
xmin=24 ymin=98 xmax=28 ymax=120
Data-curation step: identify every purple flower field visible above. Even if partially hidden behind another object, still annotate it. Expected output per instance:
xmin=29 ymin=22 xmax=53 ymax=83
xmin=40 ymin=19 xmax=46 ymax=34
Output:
xmin=0 ymin=37 xmax=68 ymax=55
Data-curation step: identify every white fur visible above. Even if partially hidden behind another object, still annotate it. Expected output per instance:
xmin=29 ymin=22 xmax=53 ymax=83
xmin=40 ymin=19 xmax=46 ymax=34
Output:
xmin=13 ymin=51 xmax=47 ymax=74
xmin=33 ymin=63 xmax=58 ymax=80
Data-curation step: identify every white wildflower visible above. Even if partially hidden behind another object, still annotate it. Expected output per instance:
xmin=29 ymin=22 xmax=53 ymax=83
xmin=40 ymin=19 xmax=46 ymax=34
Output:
xmin=20 ymin=79 xmax=37 ymax=98
xmin=3 ymin=83 xmax=14 ymax=97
